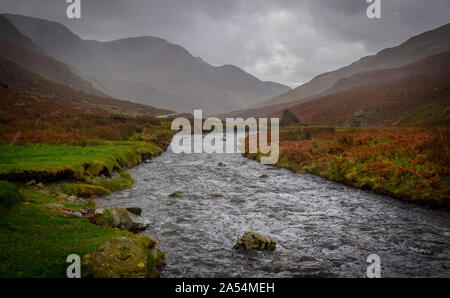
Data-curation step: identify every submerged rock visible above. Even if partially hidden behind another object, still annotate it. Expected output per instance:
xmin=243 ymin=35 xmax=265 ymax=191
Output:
xmin=210 ymin=193 xmax=223 ymax=198
xmin=230 ymin=197 xmax=245 ymax=204
xmin=259 ymin=174 xmax=269 ymax=179
xmin=234 ymin=231 xmax=276 ymax=251
xmin=218 ymin=162 xmax=226 ymax=167
xmin=82 ymin=237 xmax=148 ymax=278
xmin=109 ymin=207 xmax=148 ymax=232
xmin=168 ymin=191 xmax=184 ymax=198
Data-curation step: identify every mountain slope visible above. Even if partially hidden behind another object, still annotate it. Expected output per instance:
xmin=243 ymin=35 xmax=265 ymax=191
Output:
xmin=0 ymin=54 xmax=172 ymax=118
xmin=0 ymin=15 xmax=42 ymax=54
xmin=257 ymin=22 xmax=450 ymax=108
xmin=0 ymin=15 xmax=107 ymax=97
xmin=4 ymin=14 xmax=290 ymax=115
xmin=267 ymin=51 xmax=450 ymax=126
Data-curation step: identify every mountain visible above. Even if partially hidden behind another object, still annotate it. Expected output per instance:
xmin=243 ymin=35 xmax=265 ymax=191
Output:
xmin=0 ymin=15 xmax=42 ymax=54
xmin=267 ymin=51 xmax=450 ymax=126
xmin=4 ymin=14 xmax=290 ymax=115
xmin=256 ymin=23 xmax=450 ymax=108
xmin=0 ymin=54 xmax=172 ymax=118
xmin=0 ymin=15 xmax=106 ymax=97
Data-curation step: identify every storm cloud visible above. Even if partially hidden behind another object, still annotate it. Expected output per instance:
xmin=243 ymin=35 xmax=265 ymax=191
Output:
xmin=1 ymin=0 xmax=449 ymax=87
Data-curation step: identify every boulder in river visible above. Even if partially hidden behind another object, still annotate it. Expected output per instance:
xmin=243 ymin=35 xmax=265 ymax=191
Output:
xmin=259 ymin=174 xmax=269 ymax=179
xmin=234 ymin=231 xmax=276 ymax=251
xmin=109 ymin=207 xmax=148 ymax=232
xmin=82 ymin=237 xmax=148 ymax=278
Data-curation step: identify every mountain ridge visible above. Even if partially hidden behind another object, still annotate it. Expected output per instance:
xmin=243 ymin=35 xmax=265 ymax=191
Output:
xmin=4 ymin=13 xmax=290 ymax=115
xmin=256 ymin=22 xmax=450 ymax=108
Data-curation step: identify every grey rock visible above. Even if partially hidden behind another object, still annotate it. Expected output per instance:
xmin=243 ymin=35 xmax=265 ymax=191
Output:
xmin=110 ymin=207 xmax=148 ymax=232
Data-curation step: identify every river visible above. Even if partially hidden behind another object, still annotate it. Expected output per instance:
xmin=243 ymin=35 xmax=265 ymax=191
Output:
xmin=97 ymin=135 xmax=450 ymax=277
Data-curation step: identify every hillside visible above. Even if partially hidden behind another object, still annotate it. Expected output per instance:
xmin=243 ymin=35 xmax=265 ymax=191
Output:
xmin=256 ymin=22 xmax=450 ymax=108
xmin=267 ymin=51 xmax=450 ymax=126
xmin=0 ymin=15 xmax=110 ymax=97
xmin=0 ymin=55 xmax=174 ymax=143
xmin=4 ymin=14 xmax=290 ymax=115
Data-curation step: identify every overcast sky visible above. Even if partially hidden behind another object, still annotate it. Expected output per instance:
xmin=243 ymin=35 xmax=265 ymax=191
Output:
xmin=1 ymin=0 xmax=449 ymax=87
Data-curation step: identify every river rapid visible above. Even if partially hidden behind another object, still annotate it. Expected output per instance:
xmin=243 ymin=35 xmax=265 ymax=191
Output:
xmin=97 ymin=135 xmax=450 ymax=277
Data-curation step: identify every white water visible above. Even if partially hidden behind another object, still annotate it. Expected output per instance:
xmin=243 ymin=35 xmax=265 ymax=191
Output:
xmin=97 ymin=136 xmax=450 ymax=277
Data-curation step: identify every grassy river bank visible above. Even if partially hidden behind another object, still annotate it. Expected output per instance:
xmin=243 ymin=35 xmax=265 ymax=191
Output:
xmin=244 ymin=125 xmax=449 ymax=208
xmin=0 ymin=128 xmax=174 ymax=277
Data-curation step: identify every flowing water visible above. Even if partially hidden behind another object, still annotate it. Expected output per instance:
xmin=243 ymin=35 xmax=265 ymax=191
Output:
xmin=97 ymin=135 xmax=450 ymax=277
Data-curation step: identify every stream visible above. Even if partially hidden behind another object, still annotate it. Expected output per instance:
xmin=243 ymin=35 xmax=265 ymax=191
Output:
xmin=97 ymin=135 xmax=450 ymax=277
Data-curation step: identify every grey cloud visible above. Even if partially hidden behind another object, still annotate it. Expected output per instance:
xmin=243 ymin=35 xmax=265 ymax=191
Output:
xmin=0 ymin=0 xmax=449 ymax=87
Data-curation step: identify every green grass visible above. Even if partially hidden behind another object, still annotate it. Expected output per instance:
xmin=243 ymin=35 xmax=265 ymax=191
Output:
xmin=0 ymin=181 xmax=23 ymax=208
xmin=0 ymin=188 xmax=161 ymax=278
xmin=0 ymin=141 xmax=163 ymax=180
xmin=0 ymin=140 xmax=169 ymax=277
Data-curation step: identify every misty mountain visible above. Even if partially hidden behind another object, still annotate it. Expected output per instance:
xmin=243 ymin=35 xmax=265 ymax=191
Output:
xmin=267 ymin=51 xmax=450 ymax=126
xmin=0 ymin=15 xmax=107 ymax=97
xmin=256 ymin=22 xmax=450 ymax=108
xmin=4 ymin=14 xmax=290 ymax=115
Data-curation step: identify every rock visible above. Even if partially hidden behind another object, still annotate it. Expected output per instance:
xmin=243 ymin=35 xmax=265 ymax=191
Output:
xmin=60 ymin=210 xmax=83 ymax=218
xmin=39 ymin=189 xmax=50 ymax=195
xmin=234 ymin=231 xmax=276 ymax=251
xmin=25 ymin=179 xmax=36 ymax=186
xmin=230 ymin=197 xmax=245 ymax=204
xmin=58 ymin=193 xmax=69 ymax=200
xmin=119 ymin=206 xmax=142 ymax=216
xmin=143 ymin=178 xmax=150 ymax=182
xmin=210 ymin=193 xmax=223 ymax=198
xmin=168 ymin=191 xmax=184 ymax=198
xmin=218 ymin=162 xmax=226 ymax=167
xmin=35 ymin=183 xmax=44 ymax=188
xmin=259 ymin=174 xmax=269 ymax=179
xmin=109 ymin=207 xmax=148 ymax=232
xmin=280 ymin=109 xmax=301 ymax=127
xmin=144 ymin=159 xmax=152 ymax=164
xmin=82 ymin=237 xmax=148 ymax=278
xmin=94 ymin=208 xmax=104 ymax=216
xmin=45 ymin=203 xmax=65 ymax=210
xmin=67 ymin=195 xmax=78 ymax=202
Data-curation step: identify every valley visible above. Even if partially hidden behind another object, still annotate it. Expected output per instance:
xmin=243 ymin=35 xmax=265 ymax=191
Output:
xmin=0 ymin=10 xmax=449 ymax=279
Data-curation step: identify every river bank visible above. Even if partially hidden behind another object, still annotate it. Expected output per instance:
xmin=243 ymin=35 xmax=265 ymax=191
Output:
xmin=0 ymin=138 xmax=172 ymax=277
xmin=244 ymin=125 xmax=449 ymax=208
